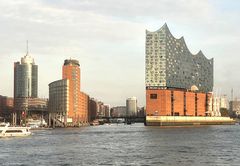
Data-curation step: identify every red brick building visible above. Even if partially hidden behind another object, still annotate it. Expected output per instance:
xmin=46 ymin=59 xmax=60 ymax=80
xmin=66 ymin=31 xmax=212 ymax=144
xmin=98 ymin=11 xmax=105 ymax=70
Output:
xmin=62 ymin=59 xmax=81 ymax=124
xmin=79 ymin=92 xmax=89 ymax=123
xmin=62 ymin=59 xmax=89 ymax=124
xmin=146 ymin=89 xmax=212 ymax=117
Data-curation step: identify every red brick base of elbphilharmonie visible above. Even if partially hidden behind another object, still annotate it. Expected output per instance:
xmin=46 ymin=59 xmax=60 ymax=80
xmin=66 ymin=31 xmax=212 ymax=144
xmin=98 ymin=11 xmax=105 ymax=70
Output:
xmin=145 ymin=88 xmax=235 ymax=126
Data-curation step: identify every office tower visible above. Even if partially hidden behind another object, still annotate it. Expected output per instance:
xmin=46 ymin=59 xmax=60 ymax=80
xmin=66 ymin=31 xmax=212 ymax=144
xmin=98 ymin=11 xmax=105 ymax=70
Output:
xmin=14 ymin=54 xmax=38 ymax=98
xmin=49 ymin=59 xmax=89 ymax=127
xmin=14 ymin=51 xmax=38 ymax=125
xmin=126 ymin=97 xmax=137 ymax=116
xmin=62 ymin=59 xmax=82 ymax=123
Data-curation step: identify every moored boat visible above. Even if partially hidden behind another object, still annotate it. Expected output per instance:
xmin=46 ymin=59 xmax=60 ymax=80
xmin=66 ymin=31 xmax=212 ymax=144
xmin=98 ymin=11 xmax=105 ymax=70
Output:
xmin=0 ymin=123 xmax=31 ymax=138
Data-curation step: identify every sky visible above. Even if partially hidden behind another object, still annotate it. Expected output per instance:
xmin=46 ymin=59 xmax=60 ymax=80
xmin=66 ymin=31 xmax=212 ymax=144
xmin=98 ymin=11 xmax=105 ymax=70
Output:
xmin=0 ymin=0 xmax=240 ymax=107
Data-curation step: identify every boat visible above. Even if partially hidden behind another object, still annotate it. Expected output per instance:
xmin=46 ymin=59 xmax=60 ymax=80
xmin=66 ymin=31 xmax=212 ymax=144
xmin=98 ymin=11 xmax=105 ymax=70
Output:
xmin=0 ymin=123 xmax=31 ymax=138
xmin=27 ymin=119 xmax=48 ymax=129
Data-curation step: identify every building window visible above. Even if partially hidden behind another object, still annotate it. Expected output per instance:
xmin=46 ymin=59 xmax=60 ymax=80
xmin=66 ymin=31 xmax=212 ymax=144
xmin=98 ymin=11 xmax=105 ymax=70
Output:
xmin=150 ymin=94 xmax=157 ymax=99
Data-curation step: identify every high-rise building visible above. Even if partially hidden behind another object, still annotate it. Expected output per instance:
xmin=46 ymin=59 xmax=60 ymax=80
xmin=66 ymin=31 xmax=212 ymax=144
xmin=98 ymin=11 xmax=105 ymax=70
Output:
xmin=49 ymin=59 xmax=89 ymax=127
xmin=14 ymin=54 xmax=38 ymax=98
xmin=144 ymin=24 xmax=227 ymax=126
xmin=126 ymin=97 xmax=137 ymax=116
xmin=62 ymin=59 xmax=82 ymax=123
xmin=14 ymin=52 xmax=38 ymax=125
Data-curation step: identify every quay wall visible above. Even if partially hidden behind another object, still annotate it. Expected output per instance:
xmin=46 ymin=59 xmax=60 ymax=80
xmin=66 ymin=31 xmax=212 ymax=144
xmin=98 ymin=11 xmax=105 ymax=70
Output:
xmin=146 ymin=116 xmax=235 ymax=126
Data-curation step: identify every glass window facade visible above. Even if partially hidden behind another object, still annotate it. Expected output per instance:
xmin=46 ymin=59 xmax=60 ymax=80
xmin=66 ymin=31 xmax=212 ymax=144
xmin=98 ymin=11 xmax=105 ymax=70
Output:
xmin=14 ymin=55 xmax=38 ymax=98
xmin=145 ymin=24 xmax=213 ymax=92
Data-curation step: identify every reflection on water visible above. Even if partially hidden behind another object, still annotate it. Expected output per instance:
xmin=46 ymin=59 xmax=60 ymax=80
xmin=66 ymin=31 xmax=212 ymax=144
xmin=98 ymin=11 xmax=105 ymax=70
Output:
xmin=1 ymin=124 xmax=240 ymax=165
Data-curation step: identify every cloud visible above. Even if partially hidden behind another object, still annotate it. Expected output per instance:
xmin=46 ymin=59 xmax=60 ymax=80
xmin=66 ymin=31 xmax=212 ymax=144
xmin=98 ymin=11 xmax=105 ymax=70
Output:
xmin=0 ymin=0 xmax=239 ymax=106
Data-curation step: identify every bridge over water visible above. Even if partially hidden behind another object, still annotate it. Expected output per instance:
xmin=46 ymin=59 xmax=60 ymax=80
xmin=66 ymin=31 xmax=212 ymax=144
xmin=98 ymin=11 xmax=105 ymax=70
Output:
xmin=99 ymin=116 xmax=146 ymax=123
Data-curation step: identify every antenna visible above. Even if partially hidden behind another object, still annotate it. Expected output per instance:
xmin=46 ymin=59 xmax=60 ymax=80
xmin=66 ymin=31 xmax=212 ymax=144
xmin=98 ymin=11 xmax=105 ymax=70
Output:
xmin=231 ymin=88 xmax=233 ymax=101
xmin=26 ymin=40 xmax=29 ymax=55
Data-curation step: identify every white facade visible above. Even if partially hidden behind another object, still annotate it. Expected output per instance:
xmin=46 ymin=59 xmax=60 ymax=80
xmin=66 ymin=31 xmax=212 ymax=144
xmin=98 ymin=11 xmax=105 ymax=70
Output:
xmin=213 ymin=97 xmax=221 ymax=117
xmin=208 ymin=95 xmax=228 ymax=117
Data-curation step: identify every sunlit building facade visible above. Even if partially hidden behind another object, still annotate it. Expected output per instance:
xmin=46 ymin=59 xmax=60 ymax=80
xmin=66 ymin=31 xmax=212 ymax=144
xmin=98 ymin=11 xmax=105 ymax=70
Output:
xmin=145 ymin=24 xmax=218 ymax=125
xmin=14 ymin=53 xmax=38 ymax=125
xmin=49 ymin=59 xmax=89 ymax=127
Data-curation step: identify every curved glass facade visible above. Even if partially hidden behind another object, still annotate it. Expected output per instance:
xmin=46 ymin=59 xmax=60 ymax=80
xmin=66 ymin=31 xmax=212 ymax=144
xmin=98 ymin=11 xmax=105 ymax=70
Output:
xmin=145 ymin=24 xmax=213 ymax=92
xmin=14 ymin=55 xmax=38 ymax=98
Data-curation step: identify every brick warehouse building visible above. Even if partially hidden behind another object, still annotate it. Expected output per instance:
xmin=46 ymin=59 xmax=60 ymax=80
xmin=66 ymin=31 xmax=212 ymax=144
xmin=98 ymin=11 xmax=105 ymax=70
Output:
xmin=146 ymin=89 xmax=212 ymax=117
xmin=145 ymin=24 xmax=234 ymax=125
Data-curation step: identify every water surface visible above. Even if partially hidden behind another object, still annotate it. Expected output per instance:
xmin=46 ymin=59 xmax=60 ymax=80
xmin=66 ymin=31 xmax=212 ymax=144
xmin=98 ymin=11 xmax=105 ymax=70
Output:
xmin=1 ymin=124 xmax=240 ymax=165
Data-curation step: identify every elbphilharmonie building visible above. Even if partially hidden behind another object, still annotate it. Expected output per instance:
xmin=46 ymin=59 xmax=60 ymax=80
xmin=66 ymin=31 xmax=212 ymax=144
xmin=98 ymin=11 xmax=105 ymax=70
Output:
xmin=145 ymin=23 xmax=213 ymax=92
xmin=144 ymin=24 xmax=234 ymax=126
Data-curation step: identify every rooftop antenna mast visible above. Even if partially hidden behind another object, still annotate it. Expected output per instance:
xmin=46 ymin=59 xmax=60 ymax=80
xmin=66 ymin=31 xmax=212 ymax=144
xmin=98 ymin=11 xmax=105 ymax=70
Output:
xmin=26 ymin=40 xmax=29 ymax=56
xmin=231 ymin=88 xmax=233 ymax=101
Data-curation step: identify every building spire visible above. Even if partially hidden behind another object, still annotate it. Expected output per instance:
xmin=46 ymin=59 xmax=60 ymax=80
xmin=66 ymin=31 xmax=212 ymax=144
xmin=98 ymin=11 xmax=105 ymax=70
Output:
xmin=21 ymin=40 xmax=34 ymax=64
xmin=26 ymin=40 xmax=29 ymax=56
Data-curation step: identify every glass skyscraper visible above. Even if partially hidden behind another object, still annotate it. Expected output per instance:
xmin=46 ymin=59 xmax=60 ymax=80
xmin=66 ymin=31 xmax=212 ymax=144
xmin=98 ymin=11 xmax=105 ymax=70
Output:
xmin=13 ymin=53 xmax=38 ymax=125
xmin=14 ymin=54 xmax=38 ymax=98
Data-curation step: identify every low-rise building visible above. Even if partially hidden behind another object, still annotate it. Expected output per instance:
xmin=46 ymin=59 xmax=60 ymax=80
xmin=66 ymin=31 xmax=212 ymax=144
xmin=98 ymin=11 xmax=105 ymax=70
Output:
xmin=111 ymin=106 xmax=127 ymax=117
xmin=229 ymin=100 xmax=240 ymax=117
xmin=0 ymin=95 xmax=13 ymax=122
xmin=48 ymin=79 xmax=69 ymax=126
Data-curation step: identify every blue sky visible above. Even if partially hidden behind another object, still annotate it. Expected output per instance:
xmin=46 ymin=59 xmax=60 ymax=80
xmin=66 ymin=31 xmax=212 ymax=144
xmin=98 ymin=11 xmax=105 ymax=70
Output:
xmin=0 ymin=0 xmax=240 ymax=106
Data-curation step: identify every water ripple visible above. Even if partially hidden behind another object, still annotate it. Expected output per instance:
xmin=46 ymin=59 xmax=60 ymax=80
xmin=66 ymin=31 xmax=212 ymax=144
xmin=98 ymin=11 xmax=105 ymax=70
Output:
xmin=1 ymin=124 xmax=240 ymax=165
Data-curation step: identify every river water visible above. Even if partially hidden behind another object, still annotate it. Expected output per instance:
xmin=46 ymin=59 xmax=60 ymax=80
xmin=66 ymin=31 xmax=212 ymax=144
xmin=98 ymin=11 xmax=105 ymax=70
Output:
xmin=1 ymin=124 xmax=240 ymax=166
